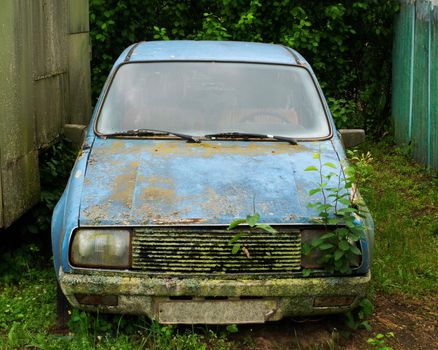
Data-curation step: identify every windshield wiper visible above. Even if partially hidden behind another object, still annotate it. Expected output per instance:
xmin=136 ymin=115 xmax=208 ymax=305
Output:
xmin=204 ymin=132 xmax=297 ymax=145
xmin=104 ymin=128 xmax=201 ymax=143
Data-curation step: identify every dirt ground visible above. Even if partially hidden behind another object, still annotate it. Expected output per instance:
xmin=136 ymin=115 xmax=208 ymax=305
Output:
xmin=230 ymin=294 xmax=438 ymax=350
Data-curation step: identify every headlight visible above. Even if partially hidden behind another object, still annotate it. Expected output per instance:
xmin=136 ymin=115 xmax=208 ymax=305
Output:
xmin=70 ymin=229 xmax=131 ymax=268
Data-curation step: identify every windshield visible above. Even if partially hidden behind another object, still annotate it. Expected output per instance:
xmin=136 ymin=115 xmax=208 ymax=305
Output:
xmin=96 ymin=62 xmax=330 ymax=139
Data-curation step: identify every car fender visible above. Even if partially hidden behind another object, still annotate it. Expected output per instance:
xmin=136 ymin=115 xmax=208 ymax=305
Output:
xmin=51 ymin=136 xmax=94 ymax=276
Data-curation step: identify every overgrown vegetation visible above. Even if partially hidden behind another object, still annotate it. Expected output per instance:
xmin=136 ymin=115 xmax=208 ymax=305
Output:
xmin=27 ymin=139 xmax=78 ymax=235
xmin=1 ymin=140 xmax=435 ymax=349
xmin=89 ymin=0 xmax=399 ymax=134
xmin=0 ymin=139 xmax=77 ymax=285
xmin=362 ymin=141 xmax=438 ymax=296
xmin=344 ymin=298 xmax=373 ymax=332
xmin=367 ymin=332 xmax=395 ymax=350
xmin=0 ymin=272 xmax=232 ymax=350
xmin=301 ymin=151 xmax=368 ymax=276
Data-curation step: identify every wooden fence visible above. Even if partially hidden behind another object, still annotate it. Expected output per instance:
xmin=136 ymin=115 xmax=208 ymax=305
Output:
xmin=393 ymin=0 xmax=438 ymax=172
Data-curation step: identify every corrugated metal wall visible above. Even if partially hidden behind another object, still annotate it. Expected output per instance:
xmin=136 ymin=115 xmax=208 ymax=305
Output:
xmin=393 ymin=0 xmax=438 ymax=172
xmin=0 ymin=0 xmax=91 ymax=228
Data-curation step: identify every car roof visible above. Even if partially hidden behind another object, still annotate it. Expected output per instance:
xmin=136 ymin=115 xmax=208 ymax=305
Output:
xmin=119 ymin=40 xmax=307 ymax=66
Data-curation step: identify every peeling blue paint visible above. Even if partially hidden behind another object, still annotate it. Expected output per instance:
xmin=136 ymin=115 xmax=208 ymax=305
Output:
xmin=79 ymin=139 xmax=341 ymax=226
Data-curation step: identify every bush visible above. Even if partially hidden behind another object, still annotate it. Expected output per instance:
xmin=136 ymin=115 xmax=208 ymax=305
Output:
xmin=89 ymin=0 xmax=399 ymax=134
xmin=27 ymin=139 xmax=78 ymax=235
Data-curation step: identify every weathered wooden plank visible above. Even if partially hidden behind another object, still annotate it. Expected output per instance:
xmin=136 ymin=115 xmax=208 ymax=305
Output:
xmin=411 ymin=0 xmax=430 ymax=166
xmin=68 ymin=33 xmax=92 ymax=124
xmin=0 ymin=0 xmax=36 ymax=163
xmin=34 ymin=74 xmax=68 ymax=147
xmin=31 ymin=0 xmax=69 ymax=149
xmin=0 ymin=0 xmax=40 ymax=227
xmin=69 ymin=0 xmax=89 ymax=34
xmin=393 ymin=0 xmax=438 ymax=172
xmin=0 ymin=172 xmax=3 ymax=228
xmin=0 ymin=0 xmax=15 ymax=228
xmin=1 ymin=151 xmax=40 ymax=228
xmin=431 ymin=3 xmax=438 ymax=171
xmin=31 ymin=0 xmax=68 ymax=77
xmin=392 ymin=1 xmax=415 ymax=145
xmin=0 ymin=0 xmax=91 ymax=227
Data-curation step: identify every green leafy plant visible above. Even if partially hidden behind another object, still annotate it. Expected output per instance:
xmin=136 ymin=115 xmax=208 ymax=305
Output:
xmin=227 ymin=213 xmax=277 ymax=257
xmin=367 ymin=332 xmax=395 ymax=350
xmin=327 ymin=97 xmax=359 ymax=129
xmin=225 ymin=324 xmax=238 ymax=334
xmin=344 ymin=297 xmax=373 ymax=331
xmin=26 ymin=138 xmax=78 ymax=235
xmin=0 ymin=138 xmax=78 ymax=284
xmin=347 ymin=150 xmax=374 ymax=186
xmin=65 ymin=311 xmax=228 ymax=350
xmin=302 ymin=151 xmax=367 ymax=275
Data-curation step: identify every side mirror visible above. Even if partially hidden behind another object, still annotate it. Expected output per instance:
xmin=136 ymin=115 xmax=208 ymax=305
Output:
xmin=338 ymin=129 xmax=365 ymax=148
xmin=64 ymin=124 xmax=87 ymax=148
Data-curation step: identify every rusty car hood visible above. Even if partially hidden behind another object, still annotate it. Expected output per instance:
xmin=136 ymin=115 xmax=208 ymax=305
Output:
xmin=79 ymin=138 xmax=342 ymax=226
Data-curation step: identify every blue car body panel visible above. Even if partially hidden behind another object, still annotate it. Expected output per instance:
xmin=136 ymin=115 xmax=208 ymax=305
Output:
xmin=128 ymin=41 xmax=299 ymax=65
xmin=79 ymin=139 xmax=339 ymax=227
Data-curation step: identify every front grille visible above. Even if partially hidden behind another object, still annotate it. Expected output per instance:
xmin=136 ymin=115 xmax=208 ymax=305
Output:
xmin=131 ymin=228 xmax=301 ymax=275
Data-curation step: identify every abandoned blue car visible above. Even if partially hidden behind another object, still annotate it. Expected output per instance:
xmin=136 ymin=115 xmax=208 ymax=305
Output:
xmin=52 ymin=41 xmax=373 ymax=324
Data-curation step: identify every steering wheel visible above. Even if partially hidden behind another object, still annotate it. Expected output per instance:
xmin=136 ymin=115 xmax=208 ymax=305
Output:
xmin=240 ymin=111 xmax=291 ymax=124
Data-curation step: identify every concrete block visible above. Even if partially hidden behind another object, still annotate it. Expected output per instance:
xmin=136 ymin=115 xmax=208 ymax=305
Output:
xmin=338 ymin=129 xmax=365 ymax=148
xmin=64 ymin=123 xmax=87 ymax=147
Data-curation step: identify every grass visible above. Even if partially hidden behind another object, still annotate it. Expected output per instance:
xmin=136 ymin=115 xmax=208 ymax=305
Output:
xmin=0 ymin=265 xmax=232 ymax=349
xmin=0 ymin=269 xmax=56 ymax=349
xmin=0 ymin=139 xmax=437 ymax=349
xmin=0 ymin=235 xmax=233 ymax=349
xmin=0 ymin=268 xmax=232 ymax=349
xmin=362 ymin=140 xmax=438 ymax=296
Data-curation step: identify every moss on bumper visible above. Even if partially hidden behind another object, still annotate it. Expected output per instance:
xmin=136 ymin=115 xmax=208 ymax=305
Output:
xmin=59 ymin=269 xmax=370 ymax=323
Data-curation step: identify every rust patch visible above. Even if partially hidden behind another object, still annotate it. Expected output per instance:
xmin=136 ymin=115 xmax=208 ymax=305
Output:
xmin=147 ymin=175 xmax=174 ymax=186
xmin=152 ymin=217 xmax=207 ymax=225
xmin=109 ymin=166 xmax=139 ymax=208
xmin=105 ymin=140 xmax=307 ymax=158
xmin=131 ymin=203 xmax=191 ymax=225
xmin=141 ymin=187 xmax=176 ymax=204
xmin=111 ymin=140 xmax=126 ymax=150
xmin=151 ymin=142 xmax=307 ymax=158
xmin=192 ymin=186 xmax=271 ymax=221
xmin=81 ymin=202 xmax=115 ymax=224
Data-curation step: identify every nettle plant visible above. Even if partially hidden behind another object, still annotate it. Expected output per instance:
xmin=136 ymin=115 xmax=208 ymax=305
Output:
xmin=302 ymin=151 xmax=369 ymax=276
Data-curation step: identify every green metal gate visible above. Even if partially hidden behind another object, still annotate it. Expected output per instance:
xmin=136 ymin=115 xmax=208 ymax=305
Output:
xmin=392 ymin=0 xmax=438 ymax=172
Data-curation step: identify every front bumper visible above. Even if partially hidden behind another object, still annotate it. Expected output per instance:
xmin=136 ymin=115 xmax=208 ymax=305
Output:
xmin=59 ymin=269 xmax=371 ymax=324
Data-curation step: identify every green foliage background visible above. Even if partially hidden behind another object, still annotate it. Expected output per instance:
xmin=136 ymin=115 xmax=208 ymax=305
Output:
xmin=89 ymin=0 xmax=399 ymax=134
